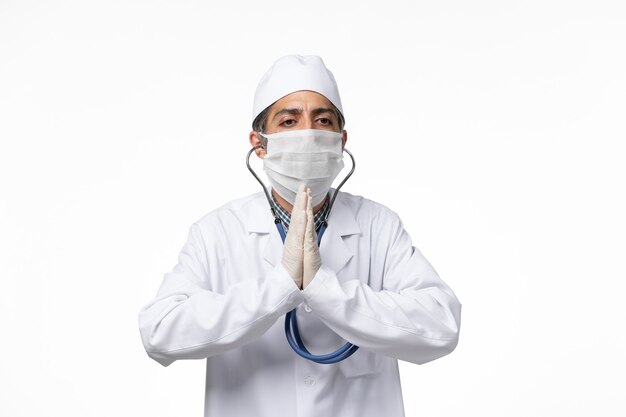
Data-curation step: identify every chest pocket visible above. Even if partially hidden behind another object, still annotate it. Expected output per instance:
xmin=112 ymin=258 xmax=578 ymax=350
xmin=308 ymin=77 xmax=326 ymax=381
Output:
xmin=338 ymin=347 xmax=381 ymax=378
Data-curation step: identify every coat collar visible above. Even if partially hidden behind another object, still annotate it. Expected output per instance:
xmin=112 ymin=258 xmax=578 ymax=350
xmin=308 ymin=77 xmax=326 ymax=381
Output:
xmin=244 ymin=189 xmax=360 ymax=236
xmin=245 ymin=189 xmax=360 ymax=274
xmin=245 ymin=191 xmax=275 ymax=234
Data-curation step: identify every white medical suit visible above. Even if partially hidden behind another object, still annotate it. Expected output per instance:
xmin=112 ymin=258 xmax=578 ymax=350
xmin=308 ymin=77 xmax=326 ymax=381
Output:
xmin=139 ymin=189 xmax=462 ymax=417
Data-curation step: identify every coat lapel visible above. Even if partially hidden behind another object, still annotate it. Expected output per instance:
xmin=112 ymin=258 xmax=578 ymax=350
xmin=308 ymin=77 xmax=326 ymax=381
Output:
xmin=262 ymin=231 xmax=283 ymax=267
xmin=319 ymin=193 xmax=360 ymax=274
xmin=241 ymin=192 xmax=279 ymax=267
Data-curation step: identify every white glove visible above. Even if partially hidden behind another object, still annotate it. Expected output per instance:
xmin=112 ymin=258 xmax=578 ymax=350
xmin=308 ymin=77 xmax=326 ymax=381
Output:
xmin=281 ymin=184 xmax=308 ymax=288
xmin=302 ymin=188 xmax=321 ymax=289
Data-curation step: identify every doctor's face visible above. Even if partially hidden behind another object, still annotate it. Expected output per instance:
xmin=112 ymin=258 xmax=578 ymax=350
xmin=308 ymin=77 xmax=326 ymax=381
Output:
xmin=249 ymin=90 xmax=348 ymax=158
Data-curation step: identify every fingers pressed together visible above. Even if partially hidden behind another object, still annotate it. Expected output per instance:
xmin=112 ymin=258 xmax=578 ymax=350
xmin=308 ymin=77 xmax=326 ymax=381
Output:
xmin=280 ymin=184 xmax=321 ymax=290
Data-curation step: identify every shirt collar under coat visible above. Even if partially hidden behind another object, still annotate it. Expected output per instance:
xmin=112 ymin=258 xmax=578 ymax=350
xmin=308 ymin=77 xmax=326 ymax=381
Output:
xmin=244 ymin=189 xmax=361 ymax=275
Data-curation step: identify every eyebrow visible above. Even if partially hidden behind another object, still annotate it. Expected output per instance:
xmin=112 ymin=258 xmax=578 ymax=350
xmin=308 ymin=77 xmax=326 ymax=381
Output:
xmin=271 ymin=107 xmax=338 ymax=121
xmin=271 ymin=107 xmax=302 ymax=121
xmin=311 ymin=107 xmax=338 ymax=119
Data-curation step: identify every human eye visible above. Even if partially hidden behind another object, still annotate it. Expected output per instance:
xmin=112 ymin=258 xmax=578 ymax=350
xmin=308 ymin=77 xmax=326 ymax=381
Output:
xmin=280 ymin=118 xmax=296 ymax=127
xmin=317 ymin=117 xmax=333 ymax=126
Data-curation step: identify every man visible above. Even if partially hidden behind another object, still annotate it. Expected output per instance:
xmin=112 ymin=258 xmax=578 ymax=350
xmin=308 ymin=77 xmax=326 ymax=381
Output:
xmin=139 ymin=55 xmax=461 ymax=417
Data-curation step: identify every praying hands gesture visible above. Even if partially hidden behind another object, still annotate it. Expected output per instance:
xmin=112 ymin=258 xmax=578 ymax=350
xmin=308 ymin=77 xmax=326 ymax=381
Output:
xmin=280 ymin=184 xmax=322 ymax=289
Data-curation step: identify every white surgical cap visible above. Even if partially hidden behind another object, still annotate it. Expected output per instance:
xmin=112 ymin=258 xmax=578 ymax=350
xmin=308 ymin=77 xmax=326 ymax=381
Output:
xmin=252 ymin=54 xmax=344 ymax=124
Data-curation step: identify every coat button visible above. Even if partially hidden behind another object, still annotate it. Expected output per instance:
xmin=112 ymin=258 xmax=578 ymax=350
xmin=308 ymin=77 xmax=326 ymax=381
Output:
xmin=304 ymin=303 xmax=312 ymax=313
xmin=303 ymin=375 xmax=316 ymax=387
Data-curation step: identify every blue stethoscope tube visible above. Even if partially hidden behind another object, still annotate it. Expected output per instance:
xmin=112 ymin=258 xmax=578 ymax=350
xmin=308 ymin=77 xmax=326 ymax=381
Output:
xmin=276 ymin=222 xmax=359 ymax=364
xmin=246 ymin=144 xmax=359 ymax=364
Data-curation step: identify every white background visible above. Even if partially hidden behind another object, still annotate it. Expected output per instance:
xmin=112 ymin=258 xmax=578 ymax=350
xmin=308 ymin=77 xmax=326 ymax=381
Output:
xmin=1 ymin=0 xmax=625 ymax=415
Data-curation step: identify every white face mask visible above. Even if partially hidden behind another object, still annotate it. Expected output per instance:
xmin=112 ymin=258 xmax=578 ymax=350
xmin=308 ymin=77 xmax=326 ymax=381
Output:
xmin=260 ymin=129 xmax=345 ymax=206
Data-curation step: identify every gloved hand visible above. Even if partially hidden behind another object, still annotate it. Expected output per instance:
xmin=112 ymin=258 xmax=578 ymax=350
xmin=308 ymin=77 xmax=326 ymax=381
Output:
xmin=281 ymin=183 xmax=308 ymax=288
xmin=302 ymin=188 xmax=321 ymax=289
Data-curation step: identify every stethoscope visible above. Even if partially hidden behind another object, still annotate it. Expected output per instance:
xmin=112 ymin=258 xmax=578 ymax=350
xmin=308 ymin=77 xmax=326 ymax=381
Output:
xmin=246 ymin=138 xmax=359 ymax=364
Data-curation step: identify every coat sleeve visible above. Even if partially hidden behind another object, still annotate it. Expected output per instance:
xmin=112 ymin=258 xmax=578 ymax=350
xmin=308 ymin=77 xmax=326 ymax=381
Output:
xmin=138 ymin=221 xmax=304 ymax=367
xmin=301 ymin=208 xmax=462 ymax=365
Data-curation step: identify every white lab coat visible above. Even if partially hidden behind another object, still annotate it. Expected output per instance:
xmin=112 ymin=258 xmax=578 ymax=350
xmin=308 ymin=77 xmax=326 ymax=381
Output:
xmin=138 ymin=190 xmax=461 ymax=417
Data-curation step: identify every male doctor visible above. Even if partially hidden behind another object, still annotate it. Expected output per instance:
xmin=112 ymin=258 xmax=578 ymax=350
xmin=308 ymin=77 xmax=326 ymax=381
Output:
xmin=139 ymin=55 xmax=461 ymax=417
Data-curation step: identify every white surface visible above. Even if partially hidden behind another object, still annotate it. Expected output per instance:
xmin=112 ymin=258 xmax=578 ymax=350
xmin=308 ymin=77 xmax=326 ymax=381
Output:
xmin=1 ymin=0 xmax=624 ymax=416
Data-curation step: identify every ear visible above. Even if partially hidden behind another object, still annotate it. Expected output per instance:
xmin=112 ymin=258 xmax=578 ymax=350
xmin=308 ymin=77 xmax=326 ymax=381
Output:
xmin=249 ymin=131 xmax=266 ymax=159
xmin=341 ymin=129 xmax=348 ymax=148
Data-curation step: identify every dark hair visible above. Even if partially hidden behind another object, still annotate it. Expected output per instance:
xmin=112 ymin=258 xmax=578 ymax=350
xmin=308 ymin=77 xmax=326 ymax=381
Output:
xmin=252 ymin=103 xmax=345 ymax=133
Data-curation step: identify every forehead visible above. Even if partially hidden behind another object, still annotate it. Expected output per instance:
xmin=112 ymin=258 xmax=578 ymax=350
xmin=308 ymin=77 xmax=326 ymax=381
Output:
xmin=268 ymin=90 xmax=334 ymax=114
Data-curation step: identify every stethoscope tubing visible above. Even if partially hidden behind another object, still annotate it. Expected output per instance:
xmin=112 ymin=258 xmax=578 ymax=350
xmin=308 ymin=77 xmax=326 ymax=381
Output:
xmin=246 ymin=143 xmax=359 ymax=364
